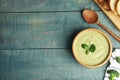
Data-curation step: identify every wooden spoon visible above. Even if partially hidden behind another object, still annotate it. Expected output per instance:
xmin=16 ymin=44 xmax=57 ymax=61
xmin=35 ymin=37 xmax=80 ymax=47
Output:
xmin=83 ymin=10 xmax=120 ymax=42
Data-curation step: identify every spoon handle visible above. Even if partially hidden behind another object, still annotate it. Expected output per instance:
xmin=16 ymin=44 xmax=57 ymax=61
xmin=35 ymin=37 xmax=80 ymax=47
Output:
xmin=97 ymin=21 xmax=120 ymax=42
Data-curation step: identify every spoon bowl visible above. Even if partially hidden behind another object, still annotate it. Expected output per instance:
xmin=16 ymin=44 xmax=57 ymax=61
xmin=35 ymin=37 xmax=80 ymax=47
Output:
xmin=83 ymin=10 xmax=98 ymax=24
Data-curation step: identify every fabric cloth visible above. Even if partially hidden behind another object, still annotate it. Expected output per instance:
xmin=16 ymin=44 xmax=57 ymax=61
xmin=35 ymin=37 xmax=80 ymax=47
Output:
xmin=104 ymin=49 xmax=120 ymax=80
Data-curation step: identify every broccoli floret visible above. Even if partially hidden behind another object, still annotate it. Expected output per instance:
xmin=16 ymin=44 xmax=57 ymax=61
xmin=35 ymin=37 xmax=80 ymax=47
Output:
xmin=116 ymin=56 xmax=120 ymax=64
xmin=109 ymin=74 xmax=115 ymax=80
xmin=107 ymin=69 xmax=119 ymax=80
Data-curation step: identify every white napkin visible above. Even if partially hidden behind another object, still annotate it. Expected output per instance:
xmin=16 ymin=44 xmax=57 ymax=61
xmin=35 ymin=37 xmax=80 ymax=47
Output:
xmin=104 ymin=49 xmax=120 ymax=80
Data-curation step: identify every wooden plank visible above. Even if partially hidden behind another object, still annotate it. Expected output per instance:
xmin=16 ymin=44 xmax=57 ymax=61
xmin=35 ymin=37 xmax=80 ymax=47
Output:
xmin=0 ymin=12 xmax=119 ymax=49
xmin=0 ymin=49 xmax=108 ymax=80
xmin=0 ymin=0 xmax=99 ymax=12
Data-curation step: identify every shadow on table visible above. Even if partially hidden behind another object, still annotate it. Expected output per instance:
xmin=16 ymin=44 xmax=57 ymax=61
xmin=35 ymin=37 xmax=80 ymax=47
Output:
xmin=67 ymin=27 xmax=87 ymax=58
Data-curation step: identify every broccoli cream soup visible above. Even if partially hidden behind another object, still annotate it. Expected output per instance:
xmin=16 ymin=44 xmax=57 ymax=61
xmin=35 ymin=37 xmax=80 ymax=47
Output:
xmin=73 ymin=29 xmax=111 ymax=66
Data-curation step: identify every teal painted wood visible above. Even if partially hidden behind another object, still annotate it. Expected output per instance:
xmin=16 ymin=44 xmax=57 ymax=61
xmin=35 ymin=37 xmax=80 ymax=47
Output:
xmin=0 ymin=0 xmax=100 ymax=12
xmin=0 ymin=0 xmax=119 ymax=80
xmin=0 ymin=12 xmax=119 ymax=49
xmin=0 ymin=49 xmax=108 ymax=80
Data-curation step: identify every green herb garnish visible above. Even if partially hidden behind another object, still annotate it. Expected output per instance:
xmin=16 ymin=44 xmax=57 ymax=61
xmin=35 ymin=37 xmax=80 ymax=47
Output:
xmin=86 ymin=49 xmax=90 ymax=55
xmin=81 ymin=44 xmax=89 ymax=49
xmin=116 ymin=56 xmax=120 ymax=64
xmin=107 ymin=69 xmax=119 ymax=80
xmin=90 ymin=44 xmax=96 ymax=53
xmin=81 ymin=44 xmax=96 ymax=55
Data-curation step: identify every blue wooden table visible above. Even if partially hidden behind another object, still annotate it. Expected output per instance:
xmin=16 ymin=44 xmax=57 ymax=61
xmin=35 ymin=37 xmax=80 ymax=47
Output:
xmin=0 ymin=0 xmax=120 ymax=80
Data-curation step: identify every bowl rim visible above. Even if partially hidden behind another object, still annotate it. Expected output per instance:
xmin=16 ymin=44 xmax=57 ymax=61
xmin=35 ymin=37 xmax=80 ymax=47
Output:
xmin=72 ymin=28 xmax=112 ymax=68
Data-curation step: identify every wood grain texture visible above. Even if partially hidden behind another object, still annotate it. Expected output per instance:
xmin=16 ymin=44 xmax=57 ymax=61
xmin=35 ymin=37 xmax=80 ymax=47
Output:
xmin=0 ymin=12 xmax=119 ymax=49
xmin=94 ymin=0 xmax=120 ymax=31
xmin=0 ymin=49 xmax=108 ymax=80
xmin=0 ymin=0 xmax=99 ymax=12
xmin=0 ymin=0 xmax=119 ymax=80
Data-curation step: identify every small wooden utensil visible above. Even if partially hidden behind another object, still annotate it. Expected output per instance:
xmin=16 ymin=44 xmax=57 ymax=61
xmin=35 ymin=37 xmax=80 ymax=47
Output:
xmin=83 ymin=10 xmax=120 ymax=42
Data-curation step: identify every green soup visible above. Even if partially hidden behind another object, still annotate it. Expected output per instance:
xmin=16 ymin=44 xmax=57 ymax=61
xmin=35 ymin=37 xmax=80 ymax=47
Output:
xmin=73 ymin=29 xmax=110 ymax=66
